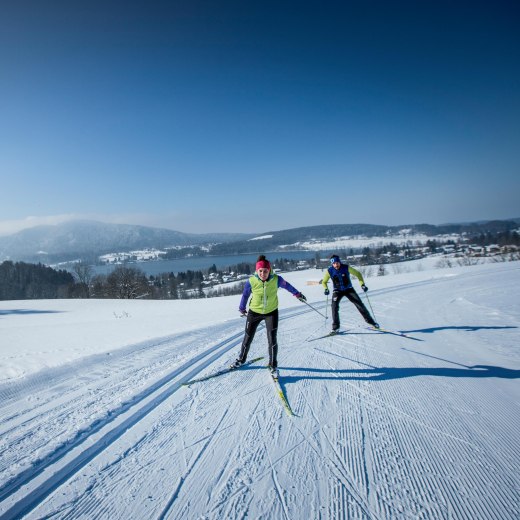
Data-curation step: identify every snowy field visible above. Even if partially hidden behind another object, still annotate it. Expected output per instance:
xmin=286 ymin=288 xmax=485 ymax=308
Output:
xmin=292 ymin=232 xmax=458 ymax=251
xmin=0 ymin=260 xmax=519 ymax=519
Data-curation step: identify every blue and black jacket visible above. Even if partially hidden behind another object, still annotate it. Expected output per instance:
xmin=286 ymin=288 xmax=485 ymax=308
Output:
xmin=321 ymin=263 xmax=365 ymax=292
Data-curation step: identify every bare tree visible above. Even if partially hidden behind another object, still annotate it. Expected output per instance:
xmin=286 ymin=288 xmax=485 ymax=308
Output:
xmin=73 ymin=262 xmax=94 ymax=297
xmin=106 ymin=266 xmax=150 ymax=299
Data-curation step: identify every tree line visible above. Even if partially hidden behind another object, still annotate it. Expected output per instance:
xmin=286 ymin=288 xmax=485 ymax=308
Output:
xmin=0 ymin=258 xmax=301 ymax=300
xmin=0 ymin=261 xmax=76 ymax=300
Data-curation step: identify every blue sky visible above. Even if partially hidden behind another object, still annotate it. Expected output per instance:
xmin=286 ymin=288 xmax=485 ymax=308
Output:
xmin=1 ymin=1 xmax=518 ymax=235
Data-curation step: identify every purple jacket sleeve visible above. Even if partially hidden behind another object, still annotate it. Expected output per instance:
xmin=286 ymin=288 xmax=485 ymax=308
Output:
xmin=239 ymin=280 xmax=252 ymax=312
xmin=277 ymin=275 xmax=300 ymax=296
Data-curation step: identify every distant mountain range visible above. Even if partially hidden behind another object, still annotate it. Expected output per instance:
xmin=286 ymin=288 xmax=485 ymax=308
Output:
xmin=0 ymin=220 xmax=252 ymax=263
xmin=0 ymin=218 xmax=518 ymax=264
xmin=210 ymin=220 xmax=520 ymax=255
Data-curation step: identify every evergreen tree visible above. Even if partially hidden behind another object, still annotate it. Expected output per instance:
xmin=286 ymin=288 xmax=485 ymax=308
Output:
xmin=0 ymin=261 xmax=74 ymax=300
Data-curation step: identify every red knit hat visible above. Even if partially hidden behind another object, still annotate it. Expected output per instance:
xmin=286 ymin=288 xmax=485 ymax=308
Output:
xmin=256 ymin=258 xmax=271 ymax=271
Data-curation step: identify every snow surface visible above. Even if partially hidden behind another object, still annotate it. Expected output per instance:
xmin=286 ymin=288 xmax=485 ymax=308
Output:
xmin=287 ymin=233 xmax=459 ymax=251
xmin=249 ymin=235 xmax=274 ymax=241
xmin=0 ymin=260 xmax=519 ymax=519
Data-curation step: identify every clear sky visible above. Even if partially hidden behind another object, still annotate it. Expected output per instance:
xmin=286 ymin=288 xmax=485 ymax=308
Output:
xmin=1 ymin=0 xmax=519 ymax=235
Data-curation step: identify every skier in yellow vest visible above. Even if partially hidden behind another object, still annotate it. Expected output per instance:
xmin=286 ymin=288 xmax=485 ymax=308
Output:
xmin=230 ymin=255 xmax=306 ymax=378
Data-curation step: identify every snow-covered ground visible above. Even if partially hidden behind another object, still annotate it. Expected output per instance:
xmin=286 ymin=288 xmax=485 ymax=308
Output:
xmin=0 ymin=260 xmax=519 ymax=519
xmin=288 ymin=232 xmax=460 ymax=251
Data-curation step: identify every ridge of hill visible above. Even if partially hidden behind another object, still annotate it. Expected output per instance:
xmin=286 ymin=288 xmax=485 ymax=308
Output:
xmin=0 ymin=218 xmax=517 ymax=263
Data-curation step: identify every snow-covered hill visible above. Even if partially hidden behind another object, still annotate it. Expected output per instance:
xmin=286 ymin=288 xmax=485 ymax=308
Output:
xmin=0 ymin=220 xmax=251 ymax=263
xmin=0 ymin=261 xmax=519 ymax=519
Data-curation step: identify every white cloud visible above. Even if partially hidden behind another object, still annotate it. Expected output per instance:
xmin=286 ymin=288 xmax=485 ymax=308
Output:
xmin=0 ymin=212 xmax=206 ymax=236
xmin=0 ymin=212 xmax=260 ymax=236
xmin=0 ymin=215 xmax=80 ymax=236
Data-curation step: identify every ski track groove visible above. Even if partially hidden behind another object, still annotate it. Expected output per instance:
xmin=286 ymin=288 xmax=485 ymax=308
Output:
xmin=207 ymin=399 xmax=264 ymax=513
xmin=0 ymin=325 xmax=257 ymax=519
xmin=318 ymin=346 xmax=483 ymax=451
xmin=318 ymin=345 xmax=443 ymax=519
xmin=205 ymin=408 xmax=268 ymax=516
xmin=255 ymin=412 xmax=291 ymax=520
xmin=318 ymin=326 xmax=520 ymax=519
xmin=209 ymin=394 xmax=271 ymax=518
xmin=157 ymin=408 xmax=230 ymax=520
xmin=49 ymin=378 xmax=241 ymax=520
xmin=295 ymin=363 xmax=375 ymax=519
xmin=0 ymin=331 xmax=220 ymax=482
xmin=301 ymin=423 xmax=375 ymax=519
xmin=204 ymin=375 xmax=327 ymax=519
xmin=154 ymin=367 xmax=290 ymax=518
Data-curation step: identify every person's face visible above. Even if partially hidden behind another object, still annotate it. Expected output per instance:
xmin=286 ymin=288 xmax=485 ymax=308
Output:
xmin=258 ymin=267 xmax=270 ymax=280
xmin=332 ymin=261 xmax=340 ymax=269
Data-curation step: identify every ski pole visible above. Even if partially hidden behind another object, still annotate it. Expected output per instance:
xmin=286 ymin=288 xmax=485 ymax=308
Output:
xmin=325 ymin=293 xmax=329 ymax=321
xmin=301 ymin=298 xmax=328 ymax=319
xmin=364 ymin=291 xmax=377 ymax=323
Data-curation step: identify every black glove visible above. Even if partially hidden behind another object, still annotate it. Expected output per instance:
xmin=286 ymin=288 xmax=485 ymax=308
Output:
xmin=324 ymin=288 xmax=330 ymax=296
xmin=361 ymin=284 xmax=368 ymax=292
xmin=296 ymin=292 xmax=307 ymax=302
xmin=239 ymin=309 xmax=247 ymax=317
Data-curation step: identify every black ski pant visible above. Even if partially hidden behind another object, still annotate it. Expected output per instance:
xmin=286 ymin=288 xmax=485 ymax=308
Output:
xmin=331 ymin=288 xmax=375 ymax=330
xmin=238 ymin=309 xmax=279 ymax=368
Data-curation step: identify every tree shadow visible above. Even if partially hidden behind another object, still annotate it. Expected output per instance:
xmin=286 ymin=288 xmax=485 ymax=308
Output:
xmin=0 ymin=309 xmax=64 ymax=317
xmin=280 ymin=364 xmax=520 ymax=383
xmin=401 ymin=325 xmax=517 ymax=334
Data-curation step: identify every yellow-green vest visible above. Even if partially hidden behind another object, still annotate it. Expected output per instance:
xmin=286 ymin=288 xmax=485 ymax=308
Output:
xmin=249 ymin=274 xmax=279 ymax=314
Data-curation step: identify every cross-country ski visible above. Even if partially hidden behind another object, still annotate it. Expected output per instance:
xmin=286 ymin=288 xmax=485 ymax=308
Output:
xmin=183 ymin=356 xmax=264 ymax=386
xmin=307 ymin=329 xmax=350 ymax=341
xmin=367 ymin=325 xmax=423 ymax=341
xmin=268 ymin=369 xmax=295 ymax=417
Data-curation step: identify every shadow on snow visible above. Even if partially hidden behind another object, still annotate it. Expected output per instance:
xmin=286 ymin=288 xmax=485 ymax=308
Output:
xmin=0 ymin=309 xmax=65 ymax=317
xmin=280 ymin=364 xmax=520 ymax=383
xmin=401 ymin=325 xmax=517 ymax=334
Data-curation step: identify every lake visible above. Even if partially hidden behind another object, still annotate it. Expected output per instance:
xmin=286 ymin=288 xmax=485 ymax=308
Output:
xmin=92 ymin=250 xmax=330 ymax=276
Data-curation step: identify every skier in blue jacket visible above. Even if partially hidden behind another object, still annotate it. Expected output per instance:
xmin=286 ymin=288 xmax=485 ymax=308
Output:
xmin=321 ymin=254 xmax=379 ymax=333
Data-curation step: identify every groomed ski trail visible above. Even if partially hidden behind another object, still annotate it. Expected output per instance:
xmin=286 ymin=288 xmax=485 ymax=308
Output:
xmin=0 ymin=264 xmax=519 ymax=519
